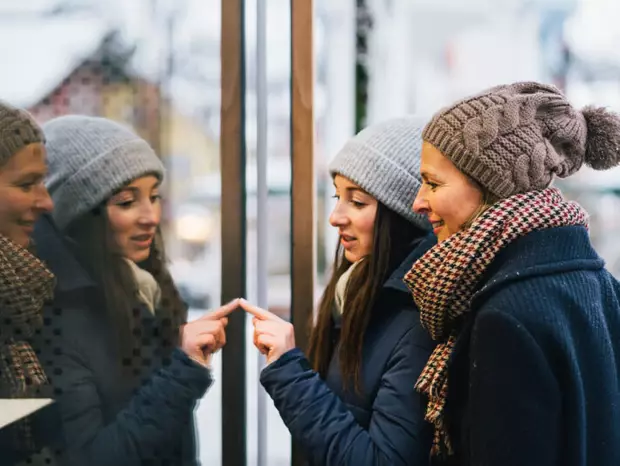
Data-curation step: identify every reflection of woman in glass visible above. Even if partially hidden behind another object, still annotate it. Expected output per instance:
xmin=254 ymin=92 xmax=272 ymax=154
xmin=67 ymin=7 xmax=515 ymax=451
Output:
xmin=241 ymin=117 xmax=437 ymax=465
xmin=34 ymin=115 xmax=235 ymax=466
xmin=0 ymin=100 xmax=56 ymax=465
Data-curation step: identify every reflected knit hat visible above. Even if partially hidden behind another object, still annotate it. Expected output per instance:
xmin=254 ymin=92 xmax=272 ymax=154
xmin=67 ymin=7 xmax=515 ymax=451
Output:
xmin=329 ymin=116 xmax=430 ymax=231
xmin=423 ymin=81 xmax=620 ymax=199
xmin=43 ymin=115 xmax=165 ymax=230
xmin=0 ymin=99 xmax=45 ymax=165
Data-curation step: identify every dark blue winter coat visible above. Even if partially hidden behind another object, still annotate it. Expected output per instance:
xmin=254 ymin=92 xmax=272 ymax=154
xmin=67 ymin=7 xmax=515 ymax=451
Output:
xmin=260 ymin=235 xmax=437 ymax=465
xmin=31 ymin=215 xmax=211 ymax=466
xmin=439 ymin=225 xmax=620 ymax=466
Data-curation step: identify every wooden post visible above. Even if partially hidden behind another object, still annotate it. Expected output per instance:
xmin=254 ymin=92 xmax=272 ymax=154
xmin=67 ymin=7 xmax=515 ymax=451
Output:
xmin=220 ymin=0 xmax=247 ymax=465
xmin=290 ymin=0 xmax=315 ymax=464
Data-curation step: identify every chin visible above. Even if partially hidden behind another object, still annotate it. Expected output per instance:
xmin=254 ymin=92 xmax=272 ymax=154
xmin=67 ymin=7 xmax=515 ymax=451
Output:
xmin=12 ymin=233 xmax=31 ymax=249
xmin=343 ymin=250 xmax=360 ymax=263
xmin=128 ymin=250 xmax=151 ymax=264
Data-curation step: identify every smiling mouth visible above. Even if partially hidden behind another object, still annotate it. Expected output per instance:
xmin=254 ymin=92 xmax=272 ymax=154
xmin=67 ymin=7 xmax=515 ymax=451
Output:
xmin=131 ymin=234 xmax=154 ymax=243
xmin=340 ymin=235 xmax=358 ymax=250
xmin=18 ymin=221 xmax=35 ymax=229
xmin=431 ymin=220 xmax=444 ymax=230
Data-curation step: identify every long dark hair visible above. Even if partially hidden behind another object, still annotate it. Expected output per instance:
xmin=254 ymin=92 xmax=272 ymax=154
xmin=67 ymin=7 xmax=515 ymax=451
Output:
xmin=308 ymin=202 xmax=426 ymax=392
xmin=64 ymin=205 xmax=187 ymax=362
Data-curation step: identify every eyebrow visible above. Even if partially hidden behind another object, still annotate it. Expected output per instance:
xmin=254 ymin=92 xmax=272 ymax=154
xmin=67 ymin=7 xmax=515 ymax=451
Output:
xmin=114 ymin=182 xmax=161 ymax=195
xmin=347 ymin=187 xmax=369 ymax=196
xmin=420 ymin=171 xmax=439 ymax=181
xmin=332 ymin=182 xmax=370 ymax=195
xmin=13 ymin=171 xmax=46 ymax=183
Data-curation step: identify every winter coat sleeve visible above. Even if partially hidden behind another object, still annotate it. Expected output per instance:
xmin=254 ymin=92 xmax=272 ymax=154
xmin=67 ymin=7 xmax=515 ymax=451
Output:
xmin=260 ymin=324 xmax=434 ymax=466
xmin=52 ymin=341 xmax=211 ymax=466
xmin=467 ymin=307 xmax=561 ymax=466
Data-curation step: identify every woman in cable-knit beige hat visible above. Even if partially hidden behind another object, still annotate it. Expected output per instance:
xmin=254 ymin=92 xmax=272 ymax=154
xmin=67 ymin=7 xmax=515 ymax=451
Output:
xmin=405 ymin=82 xmax=620 ymax=466
xmin=0 ymin=100 xmax=56 ymax=465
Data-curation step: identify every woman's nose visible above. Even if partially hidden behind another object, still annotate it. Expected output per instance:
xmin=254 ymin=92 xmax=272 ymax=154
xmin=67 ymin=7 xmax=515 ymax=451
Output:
xmin=329 ymin=203 xmax=348 ymax=227
xmin=139 ymin=202 xmax=160 ymax=226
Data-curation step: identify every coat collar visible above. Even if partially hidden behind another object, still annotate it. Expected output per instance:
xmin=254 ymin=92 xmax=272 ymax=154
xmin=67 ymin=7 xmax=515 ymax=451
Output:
xmin=33 ymin=214 xmax=96 ymax=292
xmin=385 ymin=232 xmax=437 ymax=294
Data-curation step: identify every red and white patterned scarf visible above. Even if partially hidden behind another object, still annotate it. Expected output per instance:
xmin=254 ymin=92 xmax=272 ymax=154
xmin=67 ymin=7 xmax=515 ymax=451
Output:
xmin=403 ymin=187 xmax=588 ymax=458
xmin=0 ymin=234 xmax=55 ymax=452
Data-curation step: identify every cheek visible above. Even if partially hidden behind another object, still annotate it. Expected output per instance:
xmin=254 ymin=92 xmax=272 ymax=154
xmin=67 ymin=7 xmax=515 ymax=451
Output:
xmin=153 ymin=202 xmax=162 ymax=224
xmin=434 ymin=189 xmax=482 ymax=230
xmin=0 ymin=189 xmax=42 ymax=245
xmin=106 ymin=208 xmax=134 ymax=242
xmin=360 ymin=217 xmax=375 ymax=240
xmin=355 ymin=210 xmax=377 ymax=250
xmin=0 ymin=189 xmax=34 ymax=213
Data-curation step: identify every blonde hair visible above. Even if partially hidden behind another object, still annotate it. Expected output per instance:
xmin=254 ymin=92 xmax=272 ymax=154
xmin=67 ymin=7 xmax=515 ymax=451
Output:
xmin=461 ymin=176 xmax=500 ymax=230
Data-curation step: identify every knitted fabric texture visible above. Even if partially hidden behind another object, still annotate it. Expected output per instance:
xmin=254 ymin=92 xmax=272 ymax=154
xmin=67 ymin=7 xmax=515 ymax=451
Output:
xmin=125 ymin=259 xmax=161 ymax=315
xmin=334 ymin=259 xmax=363 ymax=315
xmin=43 ymin=115 xmax=165 ymax=230
xmin=329 ymin=116 xmax=430 ymax=231
xmin=0 ymin=235 xmax=55 ymax=451
xmin=403 ymin=187 xmax=588 ymax=458
xmin=422 ymin=82 xmax=589 ymax=199
xmin=0 ymin=100 xmax=45 ymax=165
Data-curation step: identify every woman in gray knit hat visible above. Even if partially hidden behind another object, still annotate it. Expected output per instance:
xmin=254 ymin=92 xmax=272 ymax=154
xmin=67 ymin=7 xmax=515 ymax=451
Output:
xmin=0 ymin=100 xmax=59 ymax=465
xmin=32 ymin=115 xmax=237 ymax=466
xmin=238 ymin=116 xmax=437 ymax=465
xmin=406 ymin=81 xmax=620 ymax=466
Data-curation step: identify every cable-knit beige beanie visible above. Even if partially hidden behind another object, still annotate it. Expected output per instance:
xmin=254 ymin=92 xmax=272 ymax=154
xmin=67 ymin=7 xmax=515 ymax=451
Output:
xmin=423 ymin=81 xmax=620 ymax=199
xmin=0 ymin=99 xmax=44 ymax=165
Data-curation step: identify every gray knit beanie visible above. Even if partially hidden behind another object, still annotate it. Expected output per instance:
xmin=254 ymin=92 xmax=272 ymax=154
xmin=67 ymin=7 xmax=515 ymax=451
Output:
xmin=423 ymin=81 xmax=620 ymax=199
xmin=0 ymin=99 xmax=45 ymax=165
xmin=43 ymin=115 xmax=165 ymax=230
xmin=329 ymin=116 xmax=430 ymax=231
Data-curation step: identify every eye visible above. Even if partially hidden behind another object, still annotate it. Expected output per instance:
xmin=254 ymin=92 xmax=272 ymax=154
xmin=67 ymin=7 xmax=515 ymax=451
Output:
xmin=150 ymin=194 xmax=162 ymax=203
xmin=17 ymin=177 xmax=43 ymax=192
xmin=116 ymin=200 xmax=134 ymax=208
xmin=425 ymin=180 xmax=439 ymax=191
xmin=350 ymin=200 xmax=366 ymax=208
xmin=110 ymin=194 xmax=135 ymax=208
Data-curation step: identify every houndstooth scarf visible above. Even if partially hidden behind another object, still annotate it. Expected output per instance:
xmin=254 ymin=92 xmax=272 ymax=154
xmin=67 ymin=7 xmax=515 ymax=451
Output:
xmin=403 ymin=187 xmax=588 ymax=459
xmin=0 ymin=234 xmax=55 ymax=451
